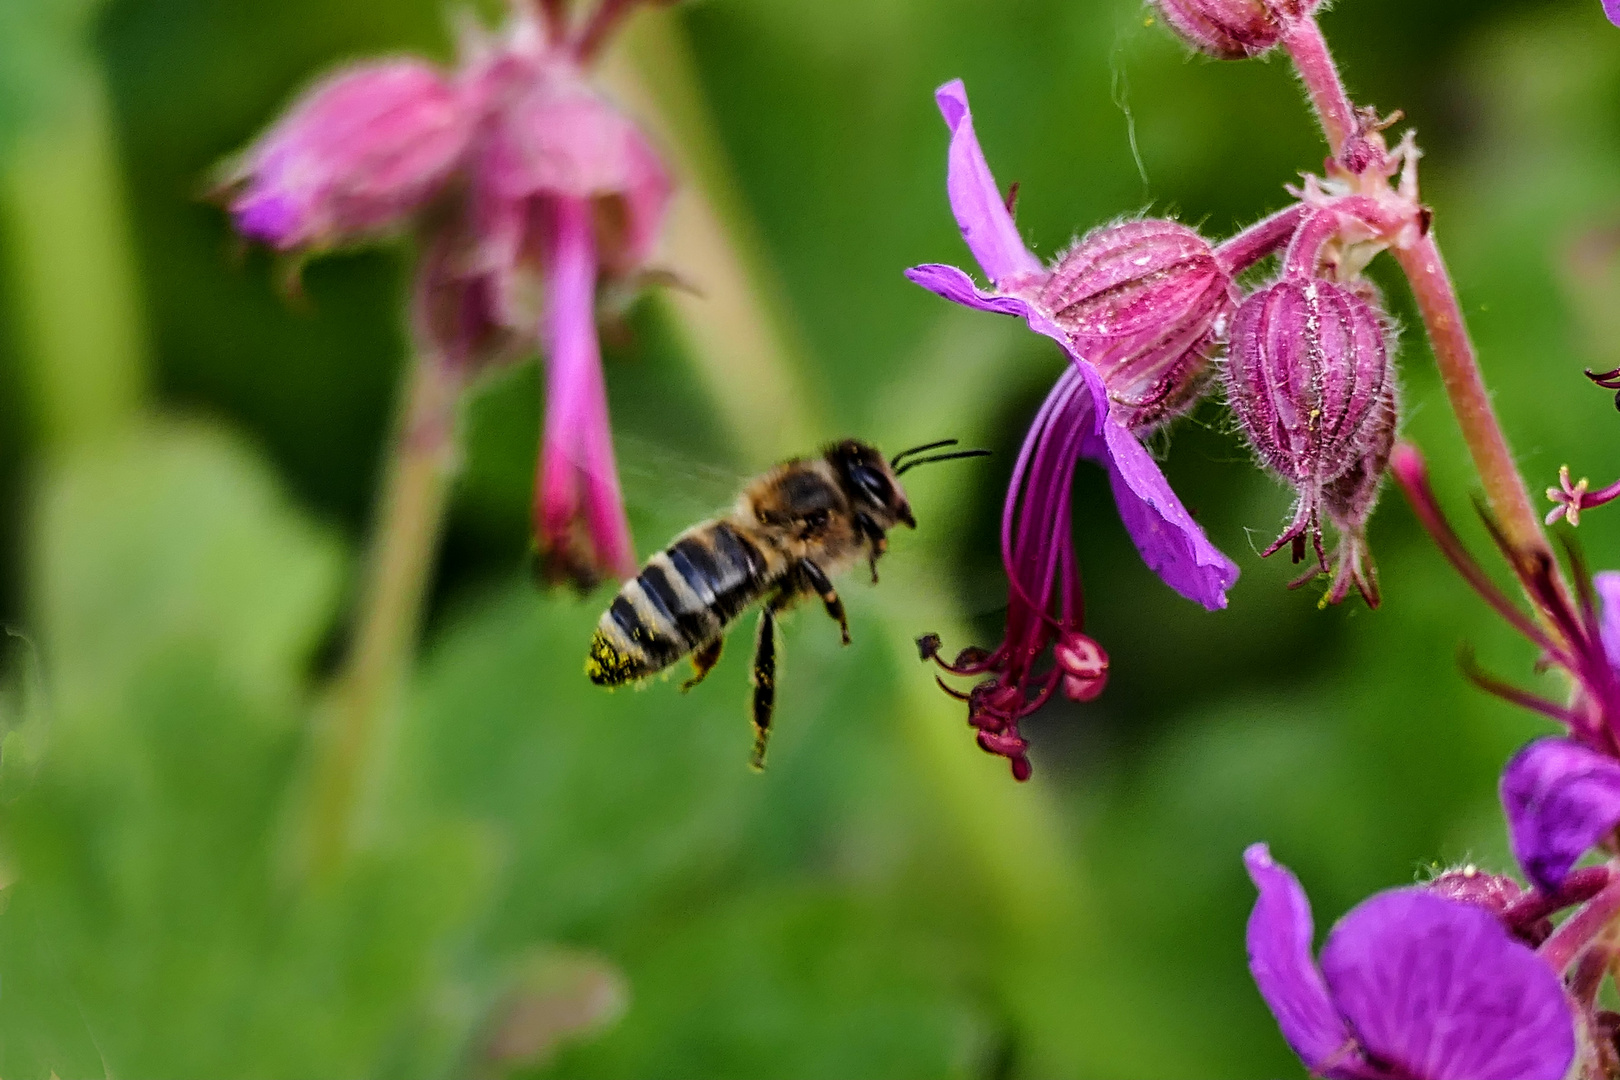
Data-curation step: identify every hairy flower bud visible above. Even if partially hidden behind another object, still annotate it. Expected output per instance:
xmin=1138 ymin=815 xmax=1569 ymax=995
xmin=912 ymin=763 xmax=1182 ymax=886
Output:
xmin=1154 ymin=0 xmax=1321 ymax=59
xmin=1033 ymin=220 xmax=1236 ymax=430
xmin=1225 ymin=277 xmax=1392 ymax=570
xmin=224 ymin=61 xmax=471 ymax=251
xmin=1426 ymin=865 xmax=1524 ymax=916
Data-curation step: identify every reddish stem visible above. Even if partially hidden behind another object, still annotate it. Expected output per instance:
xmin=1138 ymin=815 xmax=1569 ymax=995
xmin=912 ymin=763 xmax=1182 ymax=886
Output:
xmin=1541 ymin=869 xmax=1620 ymax=974
xmin=1280 ymin=16 xmax=1356 ymax=155
xmin=1214 ymin=204 xmax=1305 ymax=277
xmin=1388 ymin=445 xmax=1559 ymax=655
xmin=1393 ymin=234 xmax=1547 ymax=558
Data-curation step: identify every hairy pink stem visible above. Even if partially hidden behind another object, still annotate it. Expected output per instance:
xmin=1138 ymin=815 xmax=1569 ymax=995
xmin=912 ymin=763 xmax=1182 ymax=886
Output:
xmin=1214 ymin=204 xmax=1305 ymax=277
xmin=1279 ymin=16 xmax=1356 ymax=155
xmin=1540 ymin=868 xmax=1620 ymax=975
xmin=1393 ymin=234 xmax=1547 ymax=557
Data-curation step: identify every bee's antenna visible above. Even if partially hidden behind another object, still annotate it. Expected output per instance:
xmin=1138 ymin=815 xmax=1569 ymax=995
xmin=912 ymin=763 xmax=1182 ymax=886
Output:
xmin=891 ymin=438 xmax=959 ymax=467
xmin=893 ymin=448 xmax=992 ymax=476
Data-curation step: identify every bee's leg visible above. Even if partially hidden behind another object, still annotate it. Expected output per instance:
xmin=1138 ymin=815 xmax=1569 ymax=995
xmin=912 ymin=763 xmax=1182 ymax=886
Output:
xmin=681 ymin=637 xmax=724 ymax=692
xmin=855 ymin=513 xmax=887 ymax=584
xmin=749 ymin=607 xmax=780 ymax=771
xmin=799 ymin=560 xmax=850 ymax=646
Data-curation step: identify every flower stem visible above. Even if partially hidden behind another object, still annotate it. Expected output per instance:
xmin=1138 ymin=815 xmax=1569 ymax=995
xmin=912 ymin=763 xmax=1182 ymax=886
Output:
xmin=1214 ymin=204 xmax=1305 ymax=277
xmin=1280 ymin=16 xmax=1356 ymax=156
xmin=1540 ymin=867 xmax=1620 ymax=974
xmin=306 ymin=350 xmax=461 ymax=875
xmin=1392 ymin=235 xmax=1547 ymax=556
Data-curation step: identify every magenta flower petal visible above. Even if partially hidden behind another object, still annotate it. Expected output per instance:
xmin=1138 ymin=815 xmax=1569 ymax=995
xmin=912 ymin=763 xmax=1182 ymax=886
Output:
xmin=904 ymin=263 xmax=1088 ymax=374
xmin=933 ymin=80 xmax=1043 ymax=288
xmin=1606 ymin=0 xmax=1620 ymax=27
xmin=1501 ymin=736 xmax=1620 ymax=893
xmin=536 ymin=195 xmax=637 ymax=584
xmin=1319 ymin=888 xmax=1574 ymax=1080
xmin=1243 ymin=844 xmax=1356 ymax=1074
xmin=906 ymin=261 xmax=1235 ymax=610
xmin=1595 ymin=570 xmax=1620 ymax=670
xmin=1089 ymin=415 xmax=1239 ymax=610
xmin=227 ymin=60 xmax=471 ymax=250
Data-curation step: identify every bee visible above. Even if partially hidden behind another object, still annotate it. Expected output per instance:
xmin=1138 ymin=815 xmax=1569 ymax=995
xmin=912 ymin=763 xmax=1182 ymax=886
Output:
xmin=586 ymin=438 xmax=989 ymax=769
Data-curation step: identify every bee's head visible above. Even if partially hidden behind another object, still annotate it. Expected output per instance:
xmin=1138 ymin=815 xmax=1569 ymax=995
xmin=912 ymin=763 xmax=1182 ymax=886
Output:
xmin=824 ymin=437 xmax=992 ymax=531
xmin=826 ymin=439 xmax=916 ymax=530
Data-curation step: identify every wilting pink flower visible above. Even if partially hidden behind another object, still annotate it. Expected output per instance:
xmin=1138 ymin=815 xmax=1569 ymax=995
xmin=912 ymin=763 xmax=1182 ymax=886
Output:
xmin=1244 ymin=844 xmax=1574 ymax=1080
xmin=222 ymin=60 xmax=473 ymax=251
xmin=223 ymin=1 xmax=671 ymax=587
xmin=1154 ymin=0 xmax=1321 ymax=59
xmin=907 ymin=79 xmax=1238 ymax=780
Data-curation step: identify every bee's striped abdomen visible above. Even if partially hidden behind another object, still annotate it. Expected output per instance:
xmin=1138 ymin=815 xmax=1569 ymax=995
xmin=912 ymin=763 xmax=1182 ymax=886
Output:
xmin=587 ymin=521 xmax=770 ymax=686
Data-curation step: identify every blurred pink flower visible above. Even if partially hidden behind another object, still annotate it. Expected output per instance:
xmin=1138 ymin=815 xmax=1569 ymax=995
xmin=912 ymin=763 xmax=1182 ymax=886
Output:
xmin=222 ymin=1 xmax=673 ymax=587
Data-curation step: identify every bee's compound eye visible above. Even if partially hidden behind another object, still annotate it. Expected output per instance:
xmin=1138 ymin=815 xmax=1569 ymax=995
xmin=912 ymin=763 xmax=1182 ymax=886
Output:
xmin=850 ymin=464 xmax=892 ymax=506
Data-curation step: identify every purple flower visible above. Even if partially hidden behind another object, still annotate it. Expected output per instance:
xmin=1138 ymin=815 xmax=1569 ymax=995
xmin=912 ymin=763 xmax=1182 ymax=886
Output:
xmin=1605 ymin=0 xmax=1620 ymax=28
xmin=222 ymin=1 xmax=671 ymax=587
xmin=908 ymin=80 xmax=1238 ymax=780
xmin=1244 ymin=844 xmax=1575 ymax=1080
xmin=1502 ymin=737 xmax=1620 ymax=894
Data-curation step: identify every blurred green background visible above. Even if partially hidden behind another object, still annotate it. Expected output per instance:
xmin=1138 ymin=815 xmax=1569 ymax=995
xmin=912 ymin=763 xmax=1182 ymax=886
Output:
xmin=0 ymin=0 xmax=1618 ymax=1076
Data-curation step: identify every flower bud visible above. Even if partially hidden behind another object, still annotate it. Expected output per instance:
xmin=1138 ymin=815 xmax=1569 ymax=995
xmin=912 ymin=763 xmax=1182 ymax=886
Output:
xmin=225 ymin=61 xmax=471 ymax=251
xmin=1426 ymin=865 xmax=1524 ymax=915
xmin=1033 ymin=219 xmax=1236 ymax=430
xmin=1317 ymin=381 xmax=1396 ymax=606
xmin=1225 ymin=276 xmax=1392 ymax=565
xmin=1426 ymin=866 xmax=1553 ymax=946
xmin=1154 ymin=0 xmax=1321 ymax=60
xmin=1054 ymin=631 xmax=1109 ymax=702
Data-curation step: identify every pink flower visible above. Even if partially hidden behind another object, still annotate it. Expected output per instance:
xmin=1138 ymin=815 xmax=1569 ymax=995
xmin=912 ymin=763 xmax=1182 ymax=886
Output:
xmin=908 ymin=80 xmax=1239 ymax=780
xmin=222 ymin=61 xmax=472 ymax=251
xmin=222 ymin=1 xmax=672 ymax=587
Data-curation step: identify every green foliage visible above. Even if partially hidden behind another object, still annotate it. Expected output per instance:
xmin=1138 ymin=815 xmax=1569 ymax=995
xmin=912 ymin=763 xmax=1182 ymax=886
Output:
xmin=0 ymin=425 xmax=490 ymax=1078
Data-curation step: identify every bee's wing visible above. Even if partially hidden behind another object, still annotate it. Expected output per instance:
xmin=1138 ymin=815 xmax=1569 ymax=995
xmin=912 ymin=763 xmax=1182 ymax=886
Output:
xmin=608 ymin=433 xmax=749 ymax=539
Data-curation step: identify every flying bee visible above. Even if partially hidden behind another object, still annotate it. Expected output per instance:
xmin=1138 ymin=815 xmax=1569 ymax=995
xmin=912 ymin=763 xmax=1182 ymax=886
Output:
xmin=586 ymin=438 xmax=990 ymax=769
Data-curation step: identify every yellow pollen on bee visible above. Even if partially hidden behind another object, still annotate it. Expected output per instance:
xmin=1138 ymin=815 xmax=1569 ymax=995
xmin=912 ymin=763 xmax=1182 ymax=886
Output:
xmin=586 ymin=631 xmax=638 ymax=686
